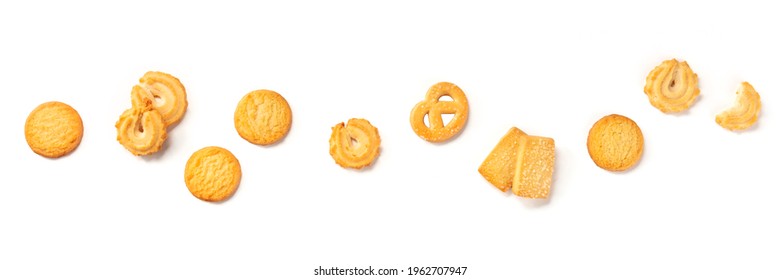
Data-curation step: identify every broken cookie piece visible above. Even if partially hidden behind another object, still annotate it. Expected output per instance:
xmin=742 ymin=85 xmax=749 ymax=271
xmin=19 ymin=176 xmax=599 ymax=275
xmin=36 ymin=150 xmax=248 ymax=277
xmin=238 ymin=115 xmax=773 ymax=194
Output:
xmin=716 ymin=82 xmax=762 ymax=131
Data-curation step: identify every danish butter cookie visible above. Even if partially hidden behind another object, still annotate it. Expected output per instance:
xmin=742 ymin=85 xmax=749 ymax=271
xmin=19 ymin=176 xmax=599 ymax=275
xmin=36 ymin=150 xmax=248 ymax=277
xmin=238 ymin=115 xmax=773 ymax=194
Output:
xmin=512 ymin=135 xmax=555 ymax=199
xmin=234 ymin=89 xmax=293 ymax=145
xmin=478 ymin=127 xmax=527 ymax=192
xmin=25 ymin=101 xmax=84 ymax=158
xmin=329 ymin=118 xmax=381 ymax=169
xmin=116 ymin=86 xmax=168 ymax=156
xmin=410 ymin=82 xmax=469 ymax=142
xmin=138 ymin=71 xmax=188 ymax=127
xmin=587 ymin=114 xmax=644 ymax=171
xmin=644 ymin=59 xmax=700 ymax=113
xmin=716 ymin=82 xmax=761 ymax=131
xmin=184 ymin=146 xmax=242 ymax=202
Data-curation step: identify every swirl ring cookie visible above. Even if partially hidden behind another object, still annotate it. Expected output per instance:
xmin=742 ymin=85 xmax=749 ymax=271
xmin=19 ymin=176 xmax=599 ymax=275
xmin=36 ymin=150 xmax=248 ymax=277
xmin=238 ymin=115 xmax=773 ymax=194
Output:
xmin=116 ymin=86 xmax=168 ymax=156
xmin=25 ymin=101 xmax=84 ymax=158
xmin=716 ymin=82 xmax=762 ymax=131
xmin=184 ymin=146 xmax=242 ymax=202
xmin=234 ymin=89 xmax=293 ymax=145
xmin=329 ymin=118 xmax=381 ymax=169
xmin=138 ymin=71 xmax=188 ymax=127
xmin=410 ymin=82 xmax=469 ymax=142
xmin=587 ymin=114 xmax=644 ymax=171
xmin=644 ymin=59 xmax=700 ymax=113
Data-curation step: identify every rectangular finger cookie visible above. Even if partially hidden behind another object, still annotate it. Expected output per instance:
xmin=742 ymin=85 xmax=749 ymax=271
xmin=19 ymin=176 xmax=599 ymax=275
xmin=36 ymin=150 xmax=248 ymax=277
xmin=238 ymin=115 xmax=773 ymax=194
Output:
xmin=512 ymin=135 xmax=555 ymax=199
xmin=478 ymin=127 xmax=526 ymax=192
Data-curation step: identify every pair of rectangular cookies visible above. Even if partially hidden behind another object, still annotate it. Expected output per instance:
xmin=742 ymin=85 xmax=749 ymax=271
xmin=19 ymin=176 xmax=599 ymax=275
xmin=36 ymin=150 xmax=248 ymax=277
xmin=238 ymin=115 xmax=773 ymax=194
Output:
xmin=478 ymin=127 xmax=555 ymax=199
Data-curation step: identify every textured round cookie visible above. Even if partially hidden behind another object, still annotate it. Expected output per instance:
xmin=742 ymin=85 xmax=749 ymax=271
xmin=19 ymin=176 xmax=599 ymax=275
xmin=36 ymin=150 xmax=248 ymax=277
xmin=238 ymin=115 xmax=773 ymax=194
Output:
xmin=234 ymin=89 xmax=293 ymax=145
xmin=25 ymin=101 xmax=84 ymax=158
xmin=587 ymin=114 xmax=644 ymax=171
xmin=184 ymin=146 xmax=242 ymax=202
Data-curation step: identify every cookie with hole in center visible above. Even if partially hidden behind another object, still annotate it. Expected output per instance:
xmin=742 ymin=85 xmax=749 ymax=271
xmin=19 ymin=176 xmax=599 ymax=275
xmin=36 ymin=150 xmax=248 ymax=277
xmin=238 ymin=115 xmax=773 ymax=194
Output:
xmin=138 ymin=71 xmax=188 ymax=127
xmin=586 ymin=114 xmax=644 ymax=171
xmin=25 ymin=101 xmax=84 ymax=158
xmin=116 ymin=86 xmax=168 ymax=156
xmin=644 ymin=59 xmax=700 ymax=113
xmin=329 ymin=118 xmax=381 ymax=169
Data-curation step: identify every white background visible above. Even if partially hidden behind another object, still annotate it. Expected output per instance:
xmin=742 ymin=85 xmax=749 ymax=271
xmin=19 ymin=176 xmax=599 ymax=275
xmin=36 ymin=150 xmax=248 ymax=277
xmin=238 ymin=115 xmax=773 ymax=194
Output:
xmin=1 ymin=0 xmax=779 ymax=279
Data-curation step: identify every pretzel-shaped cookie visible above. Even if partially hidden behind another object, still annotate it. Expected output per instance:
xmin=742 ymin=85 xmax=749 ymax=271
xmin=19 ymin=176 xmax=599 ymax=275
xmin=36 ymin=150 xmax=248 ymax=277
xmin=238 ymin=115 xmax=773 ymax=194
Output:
xmin=138 ymin=71 xmax=188 ymax=127
xmin=644 ymin=59 xmax=700 ymax=113
xmin=329 ymin=118 xmax=381 ymax=169
xmin=410 ymin=82 xmax=469 ymax=142
xmin=116 ymin=86 xmax=168 ymax=156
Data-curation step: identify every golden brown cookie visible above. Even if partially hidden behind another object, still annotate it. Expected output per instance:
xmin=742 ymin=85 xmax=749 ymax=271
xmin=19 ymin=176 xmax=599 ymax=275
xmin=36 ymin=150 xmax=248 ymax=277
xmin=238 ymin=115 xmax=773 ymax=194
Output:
xmin=138 ymin=71 xmax=187 ymax=127
xmin=644 ymin=59 xmax=700 ymax=113
xmin=234 ymin=89 xmax=293 ymax=145
xmin=115 ymin=86 xmax=168 ymax=156
xmin=478 ymin=127 xmax=527 ymax=192
xmin=184 ymin=146 xmax=242 ymax=202
xmin=512 ymin=135 xmax=555 ymax=199
xmin=587 ymin=114 xmax=644 ymax=171
xmin=410 ymin=82 xmax=469 ymax=142
xmin=329 ymin=118 xmax=381 ymax=169
xmin=716 ymin=82 xmax=762 ymax=131
xmin=24 ymin=101 xmax=84 ymax=158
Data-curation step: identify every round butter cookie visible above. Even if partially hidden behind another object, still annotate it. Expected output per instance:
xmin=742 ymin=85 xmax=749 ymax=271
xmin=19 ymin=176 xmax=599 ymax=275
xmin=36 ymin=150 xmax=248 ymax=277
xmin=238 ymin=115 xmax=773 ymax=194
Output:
xmin=25 ymin=101 xmax=84 ymax=158
xmin=234 ymin=89 xmax=293 ymax=145
xmin=587 ymin=114 xmax=644 ymax=171
xmin=184 ymin=146 xmax=242 ymax=202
